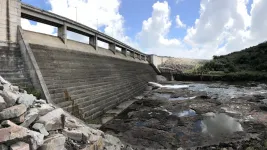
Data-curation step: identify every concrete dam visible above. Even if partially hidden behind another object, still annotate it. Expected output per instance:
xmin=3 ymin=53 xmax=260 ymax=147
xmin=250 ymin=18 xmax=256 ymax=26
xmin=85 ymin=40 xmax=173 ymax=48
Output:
xmin=0 ymin=0 xmax=157 ymax=121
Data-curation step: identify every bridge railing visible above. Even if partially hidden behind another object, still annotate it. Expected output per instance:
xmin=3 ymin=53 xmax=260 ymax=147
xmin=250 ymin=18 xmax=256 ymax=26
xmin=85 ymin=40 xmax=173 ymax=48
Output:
xmin=21 ymin=3 xmax=147 ymax=61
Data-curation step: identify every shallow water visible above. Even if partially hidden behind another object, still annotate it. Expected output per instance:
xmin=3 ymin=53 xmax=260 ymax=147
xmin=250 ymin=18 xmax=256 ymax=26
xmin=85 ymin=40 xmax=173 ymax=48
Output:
xmin=175 ymin=109 xmax=196 ymax=117
xmin=153 ymin=93 xmax=196 ymax=101
xmin=199 ymin=113 xmax=243 ymax=137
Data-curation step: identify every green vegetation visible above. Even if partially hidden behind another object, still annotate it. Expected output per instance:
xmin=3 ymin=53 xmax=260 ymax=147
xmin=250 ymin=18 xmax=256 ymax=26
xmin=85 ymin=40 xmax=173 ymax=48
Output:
xmin=24 ymin=86 xmax=42 ymax=99
xmin=175 ymin=41 xmax=267 ymax=81
xmin=196 ymin=41 xmax=267 ymax=74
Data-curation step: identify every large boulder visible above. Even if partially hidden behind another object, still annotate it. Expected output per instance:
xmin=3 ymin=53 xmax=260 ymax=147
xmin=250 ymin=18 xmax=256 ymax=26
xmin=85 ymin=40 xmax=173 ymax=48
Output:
xmin=36 ymin=104 xmax=54 ymax=116
xmin=156 ymin=75 xmax=168 ymax=82
xmin=36 ymin=108 xmax=64 ymax=131
xmin=0 ymin=95 xmax=7 ymax=111
xmin=62 ymin=129 xmax=87 ymax=142
xmin=17 ymin=93 xmax=36 ymax=108
xmin=0 ymin=89 xmax=20 ymax=107
xmin=0 ymin=120 xmax=44 ymax=149
xmin=38 ymin=134 xmax=66 ymax=150
xmin=32 ymin=123 xmax=49 ymax=136
xmin=0 ymin=104 xmax=27 ymax=120
xmin=21 ymin=108 xmax=39 ymax=127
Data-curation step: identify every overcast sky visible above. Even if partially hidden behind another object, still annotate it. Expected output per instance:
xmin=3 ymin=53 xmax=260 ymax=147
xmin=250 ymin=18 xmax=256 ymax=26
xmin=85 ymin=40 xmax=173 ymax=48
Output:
xmin=21 ymin=0 xmax=267 ymax=59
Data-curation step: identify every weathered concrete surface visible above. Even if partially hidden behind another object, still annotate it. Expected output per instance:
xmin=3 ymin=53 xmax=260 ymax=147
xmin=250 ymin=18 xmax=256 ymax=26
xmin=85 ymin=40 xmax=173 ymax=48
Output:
xmin=24 ymin=32 xmax=156 ymax=121
xmin=0 ymin=0 xmax=21 ymax=44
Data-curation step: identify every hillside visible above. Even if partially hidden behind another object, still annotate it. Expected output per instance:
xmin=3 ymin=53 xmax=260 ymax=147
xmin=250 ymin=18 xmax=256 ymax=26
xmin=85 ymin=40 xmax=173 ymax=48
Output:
xmin=158 ymin=57 xmax=208 ymax=73
xmin=198 ymin=41 xmax=267 ymax=73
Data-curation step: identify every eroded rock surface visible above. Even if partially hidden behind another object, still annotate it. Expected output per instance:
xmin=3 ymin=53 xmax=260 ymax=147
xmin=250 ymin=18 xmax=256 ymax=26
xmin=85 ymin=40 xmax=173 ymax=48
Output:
xmin=101 ymin=81 xmax=267 ymax=149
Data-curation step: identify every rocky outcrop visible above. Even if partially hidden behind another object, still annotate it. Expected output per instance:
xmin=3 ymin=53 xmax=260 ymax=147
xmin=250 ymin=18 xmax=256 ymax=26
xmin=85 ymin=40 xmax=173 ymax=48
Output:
xmin=0 ymin=76 xmax=126 ymax=150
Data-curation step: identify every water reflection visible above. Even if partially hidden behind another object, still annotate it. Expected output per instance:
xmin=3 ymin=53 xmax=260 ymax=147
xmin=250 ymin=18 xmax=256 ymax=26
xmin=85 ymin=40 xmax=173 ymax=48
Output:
xmin=176 ymin=109 xmax=196 ymax=117
xmin=200 ymin=113 xmax=243 ymax=137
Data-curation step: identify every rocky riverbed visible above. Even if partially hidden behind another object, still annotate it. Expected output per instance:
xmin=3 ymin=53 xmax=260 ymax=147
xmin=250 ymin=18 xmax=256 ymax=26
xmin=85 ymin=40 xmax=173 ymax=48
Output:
xmin=101 ymin=81 xmax=267 ymax=150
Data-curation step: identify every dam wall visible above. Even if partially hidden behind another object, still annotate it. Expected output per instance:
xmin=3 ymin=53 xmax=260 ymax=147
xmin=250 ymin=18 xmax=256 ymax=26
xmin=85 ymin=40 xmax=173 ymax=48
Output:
xmin=23 ymin=30 xmax=156 ymax=121
xmin=0 ymin=0 xmax=156 ymax=121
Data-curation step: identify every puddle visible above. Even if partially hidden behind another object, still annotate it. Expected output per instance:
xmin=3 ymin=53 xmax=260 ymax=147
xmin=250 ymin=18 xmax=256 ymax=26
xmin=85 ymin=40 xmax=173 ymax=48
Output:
xmin=154 ymin=93 xmax=171 ymax=99
xmin=175 ymin=109 xmax=196 ymax=117
xmin=195 ymin=113 xmax=243 ymax=137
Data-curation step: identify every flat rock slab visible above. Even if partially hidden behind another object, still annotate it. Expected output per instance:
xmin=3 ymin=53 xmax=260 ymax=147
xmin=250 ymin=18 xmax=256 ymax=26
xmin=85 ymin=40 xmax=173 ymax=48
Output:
xmin=106 ymin=108 xmax=124 ymax=115
xmin=0 ymin=120 xmax=44 ymax=149
xmin=37 ymin=104 xmax=54 ymax=116
xmin=21 ymin=108 xmax=39 ymax=127
xmin=37 ymin=108 xmax=64 ymax=131
xmin=10 ymin=142 xmax=30 ymax=150
xmin=62 ymin=129 xmax=87 ymax=142
xmin=39 ymin=134 xmax=66 ymax=150
xmin=102 ymin=116 xmax=114 ymax=124
xmin=1 ymin=90 xmax=19 ymax=107
xmin=0 ymin=104 xmax=27 ymax=120
xmin=116 ymin=100 xmax=137 ymax=110
xmin=32 ymin=123 xmax=49 ymax=136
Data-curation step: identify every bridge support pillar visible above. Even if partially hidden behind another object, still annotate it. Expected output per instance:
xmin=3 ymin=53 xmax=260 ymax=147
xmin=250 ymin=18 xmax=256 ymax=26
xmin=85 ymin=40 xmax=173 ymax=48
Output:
xmin=109 ymin=43 xmax=116 ymax=54
xmin=121 ymin=48 xmax=127 ymax=56
xmin=129 ymin=51 xmax=134 ymax=58
xmin=0 ymin=0 xmax=21 ymax=45
xmin=58 ymin=23 xmax=67 ymax=44
xmin=89 ymin=34 xmax=98 ymax=50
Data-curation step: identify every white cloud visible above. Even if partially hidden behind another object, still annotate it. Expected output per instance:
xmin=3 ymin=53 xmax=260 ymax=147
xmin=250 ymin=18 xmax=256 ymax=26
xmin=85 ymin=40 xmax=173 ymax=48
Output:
xmin=137 ymin=2 xmax=181 ymax=49
xmin=139 ymin=0 xmax=267 ymax=59
xmin=21 ymin=18 xmax=56 ymax=36
xmin=175 ymin=0 xmax=184 ymax=4
xmin=21 ymin=0 xmax=267 ymax=59
xmin=21 ymin=0 xmax=135 ymax=49
xmin=176 ymin=15 xmax=186 ymax=28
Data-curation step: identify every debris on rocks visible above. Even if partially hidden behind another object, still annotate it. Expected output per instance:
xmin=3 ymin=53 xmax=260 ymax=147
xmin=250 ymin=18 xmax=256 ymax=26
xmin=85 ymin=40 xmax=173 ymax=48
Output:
xmin=0 ymin=76 xmax=126 ymax=150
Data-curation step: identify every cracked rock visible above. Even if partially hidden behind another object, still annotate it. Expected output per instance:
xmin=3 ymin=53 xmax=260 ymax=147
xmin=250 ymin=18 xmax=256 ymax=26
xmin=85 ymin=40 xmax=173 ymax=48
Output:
xmin=21 ymin=108 xmax=39 ymax=127
xmin=32 ymin=123 xmax=49 ymax=136
xmin=37 ymin=108 xmax=64 ymax=131
xmin=0 ymin=104 xmax=27 ymax=120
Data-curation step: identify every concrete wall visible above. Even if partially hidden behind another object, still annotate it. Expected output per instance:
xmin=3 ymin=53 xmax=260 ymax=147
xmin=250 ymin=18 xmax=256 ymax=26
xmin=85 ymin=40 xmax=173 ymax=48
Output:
xmin=149 ymin=55 xmax=207 ymax=73
xmin=24 ymin=31 xmax=156 ymax=121
xmin=0 ymin=0 xmax=21 ymax=45
xmin=0 ymin=0 xmax=29 ymax=87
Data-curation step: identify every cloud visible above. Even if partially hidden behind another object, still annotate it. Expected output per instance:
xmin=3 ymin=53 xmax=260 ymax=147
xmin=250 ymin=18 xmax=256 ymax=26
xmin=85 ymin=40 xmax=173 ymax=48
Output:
xmin=137 ymin=1 xmax=181 ymax=49
xmin=21 ymin=18 xmax=56 ymax=35
xmin=139 ymin=0 xmax=267 ymax=59
xmin=176 ymin=15 xmax=186 ymax=28
xmin=21 ymin=0 xmax=267 ymax=59
xmin=21 ymin=0 xmax=135 ymax=48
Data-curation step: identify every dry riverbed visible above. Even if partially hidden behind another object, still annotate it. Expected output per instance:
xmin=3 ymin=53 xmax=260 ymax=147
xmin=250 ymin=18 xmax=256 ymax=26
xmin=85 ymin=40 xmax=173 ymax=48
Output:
xmin=101 ymin=81 xmax=267 ymax=150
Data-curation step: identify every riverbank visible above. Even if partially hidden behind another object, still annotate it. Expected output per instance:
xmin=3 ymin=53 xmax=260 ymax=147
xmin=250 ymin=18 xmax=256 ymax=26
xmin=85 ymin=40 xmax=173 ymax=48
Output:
xmin=101 ymin=81 xmax=267 ymax=149
xmin=174 ymin=71 xmax=267 ymax=81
